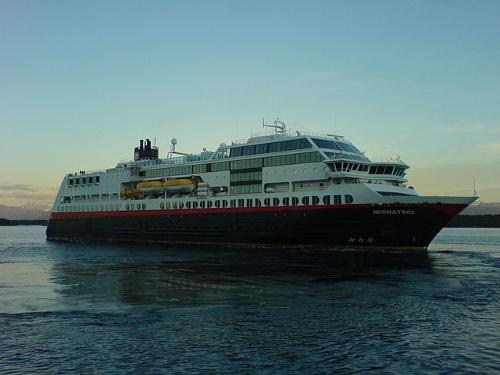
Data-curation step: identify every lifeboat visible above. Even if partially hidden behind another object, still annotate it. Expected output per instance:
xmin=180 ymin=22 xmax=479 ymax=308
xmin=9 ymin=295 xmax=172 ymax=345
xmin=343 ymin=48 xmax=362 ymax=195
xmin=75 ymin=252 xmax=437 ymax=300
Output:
xmin=136 ymin=178 xmax=196 ymax=194
xmin=122 ymin=187 xmax=141 ymax=199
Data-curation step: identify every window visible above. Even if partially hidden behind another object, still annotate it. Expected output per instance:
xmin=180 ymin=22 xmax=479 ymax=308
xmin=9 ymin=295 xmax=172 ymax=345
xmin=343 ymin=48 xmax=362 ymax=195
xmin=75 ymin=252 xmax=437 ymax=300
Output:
xmin=283 ymin=197 xmax=290 ymax=206
xmin=292 ymin=197 xmax=299 ymax=206
xmin=75 ymin=178 xmax=80 ymax=185
xmin=334 ymin=195 xmax=342 ymax=204
xmin=246 ymin=199 xmax=253 ymax=207
xmin=69 ymin=179 xmax=74 ymax=186
xmin=207 ymin=201 xmax=213 ymax=208
xmin=193 ymin=164 xmax=208 ymax=174
xmin=255 ymin=198 xmax=262 ymax=207
xmin=88 ymin=177 xmax=93 ymax=183
xmin=238 ymin=199 xmax=245 ymax=207
xmin=179 ymin=202 xmax=184 ymax=209
xmin=96 ymin=176 xmax=100 ymax=183
xmin=264 ymin=198 xmax=271 ymax=206
xmin=160 ymin=202 xmax=164 ymax=209
xmin=193 ymin=201 xmax=198 ymax=209
xmin=230 ymin=199 xmax=236 ymax=208
xmin=273 ymin=198 xmax=280 ymax=206
xmin=345 ymin=195 xmax=354 ymax=204
xmin=200 ymin=201 xmax=205 ymax=208
xmin=215 ymin=200 xmax=221 ymax=208
xmin=222 ymin=200 xmax=228 ymax=208
xmin=230 ymin=147 xmax=243 ymax=157
xmin=255 ymin=143 xmax=268 ymax=154
xmin=302 ymin=196 xmax=309 ymax=205
xmin=312 ymin=196 xmax=319 ymax=205
xmin=186 ymin=202 xmax=191 ymax=209
xmin=322 ymin=195 xmax=331 ymax=205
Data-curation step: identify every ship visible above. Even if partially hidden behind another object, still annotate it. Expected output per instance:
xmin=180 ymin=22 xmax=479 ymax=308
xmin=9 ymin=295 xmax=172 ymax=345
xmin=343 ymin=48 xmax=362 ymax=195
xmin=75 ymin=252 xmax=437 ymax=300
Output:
xmin=46 ymin=119 xmax=477 ymax=250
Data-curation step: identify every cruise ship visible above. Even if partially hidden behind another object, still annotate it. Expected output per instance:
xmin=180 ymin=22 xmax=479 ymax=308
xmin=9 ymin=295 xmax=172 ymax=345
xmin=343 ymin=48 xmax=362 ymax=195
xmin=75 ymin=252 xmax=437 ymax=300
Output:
xmin=47 ymin=119 xmax=476 ymax=249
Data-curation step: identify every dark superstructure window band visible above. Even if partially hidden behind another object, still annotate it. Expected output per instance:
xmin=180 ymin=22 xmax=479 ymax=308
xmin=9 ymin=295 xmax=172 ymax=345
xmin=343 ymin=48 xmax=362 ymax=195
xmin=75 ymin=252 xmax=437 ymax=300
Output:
xmin=311 ymin=138 xmax=361 ymax=154
xmin=229 ymin=138 xmax=312 ymax=157
xmin=143 ymin=152 xmax=324 ymax=178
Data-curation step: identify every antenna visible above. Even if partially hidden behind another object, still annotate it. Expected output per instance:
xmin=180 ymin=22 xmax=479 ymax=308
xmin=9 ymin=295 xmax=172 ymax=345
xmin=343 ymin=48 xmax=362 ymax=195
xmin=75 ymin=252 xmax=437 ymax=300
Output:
xmin=262 ymin=117 xmax=287 ymax=135
xmin=473 ymin=176 xmax=477 ymax=197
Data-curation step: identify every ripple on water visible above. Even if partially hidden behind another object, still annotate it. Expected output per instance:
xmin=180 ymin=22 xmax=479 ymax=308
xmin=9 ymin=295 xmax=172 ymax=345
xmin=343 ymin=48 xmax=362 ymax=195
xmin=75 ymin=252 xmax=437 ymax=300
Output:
xmin=0 ymin=226 xmax=499 ymax=374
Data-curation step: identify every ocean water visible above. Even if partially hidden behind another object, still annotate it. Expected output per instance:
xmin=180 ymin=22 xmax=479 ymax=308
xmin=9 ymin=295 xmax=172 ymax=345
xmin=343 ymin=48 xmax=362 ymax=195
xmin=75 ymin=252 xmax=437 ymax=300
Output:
xmin=0 ymin=227 xmax=499 ymax=374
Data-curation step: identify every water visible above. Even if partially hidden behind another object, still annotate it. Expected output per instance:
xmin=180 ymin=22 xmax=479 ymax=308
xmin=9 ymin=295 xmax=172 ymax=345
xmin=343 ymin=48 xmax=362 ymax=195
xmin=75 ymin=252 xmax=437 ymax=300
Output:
xmin=0 ymin=227 xmax=499 ymax=374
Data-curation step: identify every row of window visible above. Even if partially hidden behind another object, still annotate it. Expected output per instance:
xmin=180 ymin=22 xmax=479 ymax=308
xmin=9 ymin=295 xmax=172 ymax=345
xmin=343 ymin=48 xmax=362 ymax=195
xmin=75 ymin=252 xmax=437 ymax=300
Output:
xmin=59 ymin=194 xmax=355 ymax=212
xmin=67 ymin=175 xmax=101 ymax=186
xmin=311 ymin=138 xmax=361 ymax=154
xmin=144 ymin=152 xmax=324 ymax=179
xmin=61 ymin=193 xmax=119 ymax=204
xmin=59 ymin=204 xmax=120 ymax=212
xmin=159 ymin=194 xmax=354 ymax=209
xmin=330 ymin=162 xmax=406 ymax=177
xmin=263 ymin=151 xmax=323 ymax=167
xmin=229 ymin=138 xmax=312 ymax=157
xmin=230 ymin=170 xmax=262 ymax=183
xmin=229 ymin=184 xmax=262 ymax=195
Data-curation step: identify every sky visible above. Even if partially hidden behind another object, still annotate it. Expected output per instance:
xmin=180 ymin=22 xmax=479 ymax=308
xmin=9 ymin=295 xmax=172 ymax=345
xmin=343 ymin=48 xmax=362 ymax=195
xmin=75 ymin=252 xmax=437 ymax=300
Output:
xmin=1 ymin=0 xmax=499 ymax=207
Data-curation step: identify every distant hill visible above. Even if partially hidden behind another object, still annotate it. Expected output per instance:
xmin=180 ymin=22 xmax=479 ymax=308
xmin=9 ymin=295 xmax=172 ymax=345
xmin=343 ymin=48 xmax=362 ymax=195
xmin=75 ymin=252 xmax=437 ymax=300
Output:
xmin=448 ymin=214 xmax=500 ymax=228
xmin=461 ymin=202 xmax=500 ymax=215
xmin=0 ymin=204 xmax=50 ymax=220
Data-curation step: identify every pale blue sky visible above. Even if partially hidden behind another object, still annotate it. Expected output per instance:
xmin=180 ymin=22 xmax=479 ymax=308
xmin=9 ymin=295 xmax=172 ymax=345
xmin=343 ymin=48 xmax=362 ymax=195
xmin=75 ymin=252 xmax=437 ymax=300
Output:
xmin=1 ymin=0 xmax=499 ymax=206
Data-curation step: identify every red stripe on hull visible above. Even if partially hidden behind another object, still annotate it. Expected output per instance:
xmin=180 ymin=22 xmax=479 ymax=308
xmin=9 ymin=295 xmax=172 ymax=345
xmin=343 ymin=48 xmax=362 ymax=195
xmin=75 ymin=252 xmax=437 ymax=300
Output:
xmin=50 ymin=203 xmax=468 ymax=220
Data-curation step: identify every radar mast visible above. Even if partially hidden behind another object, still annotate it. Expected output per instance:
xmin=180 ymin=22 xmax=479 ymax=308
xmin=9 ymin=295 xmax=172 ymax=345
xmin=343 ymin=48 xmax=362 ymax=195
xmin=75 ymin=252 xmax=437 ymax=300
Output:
xmin=262 ymin=117 xmax=287 ymax=135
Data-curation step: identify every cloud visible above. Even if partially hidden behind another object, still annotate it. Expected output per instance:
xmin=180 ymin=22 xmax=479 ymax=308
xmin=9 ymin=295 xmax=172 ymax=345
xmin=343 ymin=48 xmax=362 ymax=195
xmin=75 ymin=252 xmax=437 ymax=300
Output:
xmin=435 ymin=124 xmax=500 ymax=134
xmin=477 ymin=143 xmax=500 ymax=154
xmin=0 ymin=191 xmax=56 ymax=200
xmin=0 ymin=183 xmax=34 ymax=191
xmin=0 ymin=182 xmax=57 ymax=204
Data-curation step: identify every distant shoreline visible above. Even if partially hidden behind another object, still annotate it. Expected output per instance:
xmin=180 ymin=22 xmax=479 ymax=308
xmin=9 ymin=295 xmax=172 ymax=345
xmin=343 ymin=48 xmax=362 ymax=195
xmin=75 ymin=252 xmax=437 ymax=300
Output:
xmin=447 ymin=214 xmax=500 ymax=228
xmin=0 ymin=218 xmax=49 ymax=226
xmin=1 ymin=215 xmax=499 ymax=228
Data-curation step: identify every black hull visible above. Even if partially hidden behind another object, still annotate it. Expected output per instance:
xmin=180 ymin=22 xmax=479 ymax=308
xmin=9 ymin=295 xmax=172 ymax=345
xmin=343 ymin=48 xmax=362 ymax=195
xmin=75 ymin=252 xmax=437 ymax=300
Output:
xmin=46 ymin=204 xmax=467 ymax=249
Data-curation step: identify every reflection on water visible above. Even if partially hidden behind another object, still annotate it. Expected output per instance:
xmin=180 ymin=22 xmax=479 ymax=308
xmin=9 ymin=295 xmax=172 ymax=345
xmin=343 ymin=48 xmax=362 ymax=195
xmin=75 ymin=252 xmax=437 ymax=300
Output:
xmin=0 ymin=227 xmax=499 ymax=374
xmin=49 ymin=245 xmax=432 ymax=309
